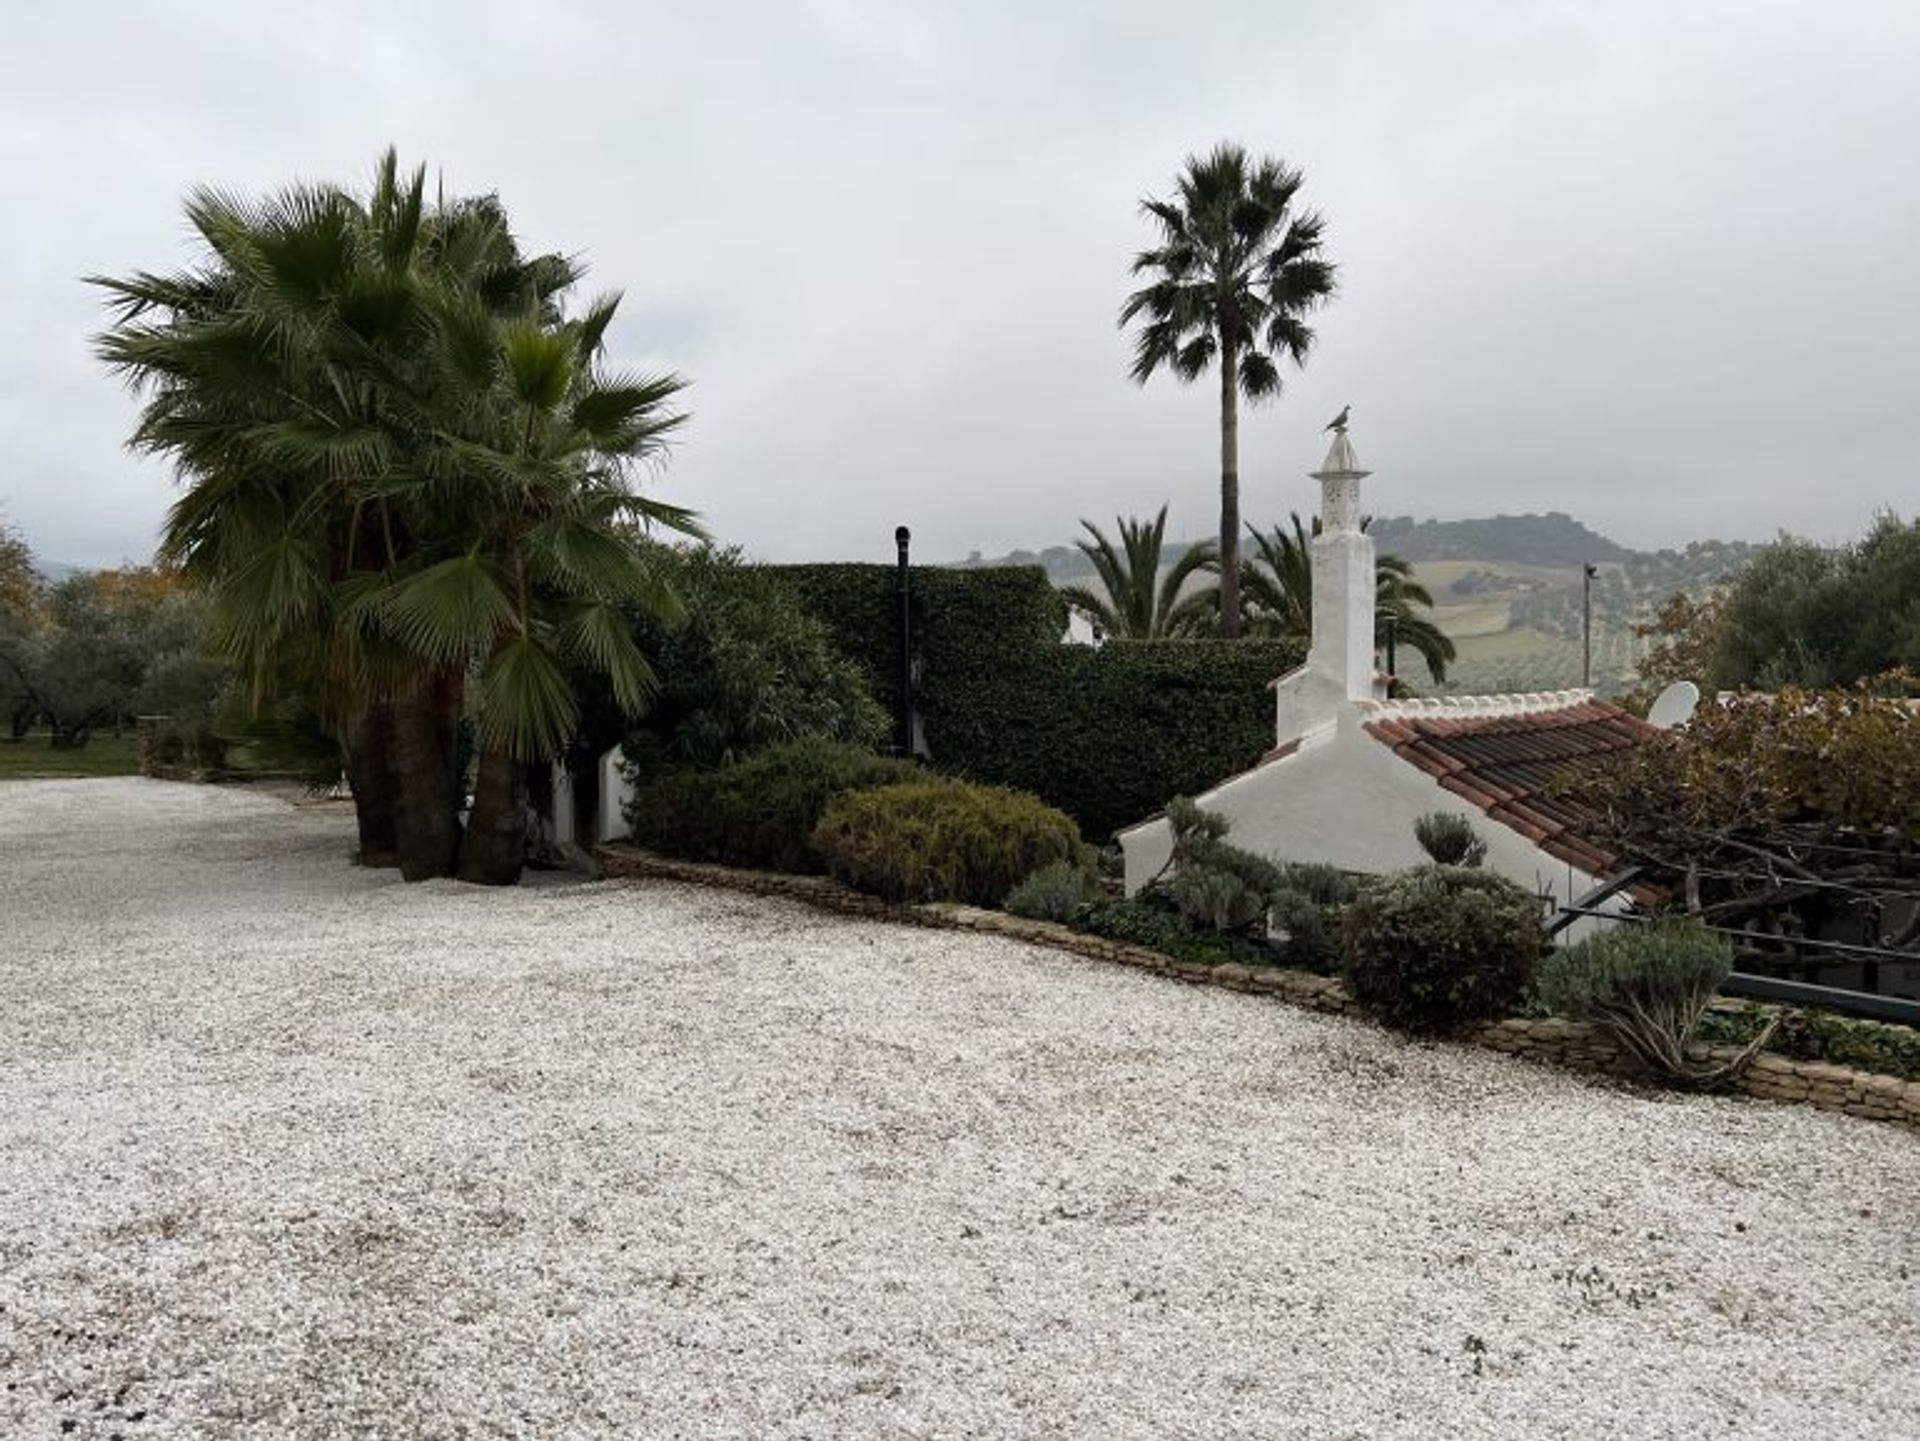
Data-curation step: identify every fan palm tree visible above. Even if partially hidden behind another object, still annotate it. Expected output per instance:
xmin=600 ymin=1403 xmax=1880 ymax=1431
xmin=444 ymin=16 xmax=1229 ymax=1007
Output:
xmin=1058 ymin=507 xmax=1216 ymax=640
xmin=382 ymin=293 xmax=695 ymax=883
xmin=1241 ymin=513 xmax=1456 ymax=681
xmin=93 ymin=150 xmax=696 ymax=881
xmin=1120 ymin=144 xmax=1336 ymax=639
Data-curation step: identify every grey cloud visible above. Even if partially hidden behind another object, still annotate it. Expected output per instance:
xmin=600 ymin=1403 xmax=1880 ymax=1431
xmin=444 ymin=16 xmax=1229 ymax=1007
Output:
xmin=3 ymin=0 xmax=1915 ymax=567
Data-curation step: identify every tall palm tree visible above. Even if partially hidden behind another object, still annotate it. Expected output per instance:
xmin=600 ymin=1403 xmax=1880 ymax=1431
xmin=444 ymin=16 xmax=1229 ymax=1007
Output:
xmin=1059 ymin=506 xmax=1216 ymax=639
xmin=1120 ymin=144 xmax=1336 ymax=639
xmin=1242 ymin=513 xmax=1456 ymax=682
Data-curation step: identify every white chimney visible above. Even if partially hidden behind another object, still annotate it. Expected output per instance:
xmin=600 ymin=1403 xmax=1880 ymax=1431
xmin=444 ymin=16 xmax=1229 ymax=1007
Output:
xmin=1308 ymin=429 xmax=1376 ymax=702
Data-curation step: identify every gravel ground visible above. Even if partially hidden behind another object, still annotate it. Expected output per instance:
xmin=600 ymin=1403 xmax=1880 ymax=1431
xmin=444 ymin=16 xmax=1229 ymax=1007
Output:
xmin=2 ymin=779 xmax=1916 ymax=1441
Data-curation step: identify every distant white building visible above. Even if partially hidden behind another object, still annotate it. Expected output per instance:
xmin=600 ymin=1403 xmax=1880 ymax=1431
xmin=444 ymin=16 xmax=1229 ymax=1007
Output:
xmin=1117 ymin=427 xmax=1662 ymax=916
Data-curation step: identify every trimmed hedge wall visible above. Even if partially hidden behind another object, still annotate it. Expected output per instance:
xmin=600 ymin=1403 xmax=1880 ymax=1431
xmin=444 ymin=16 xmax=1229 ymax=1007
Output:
xmin=765 ymin=564 xmax=1301 ymax=840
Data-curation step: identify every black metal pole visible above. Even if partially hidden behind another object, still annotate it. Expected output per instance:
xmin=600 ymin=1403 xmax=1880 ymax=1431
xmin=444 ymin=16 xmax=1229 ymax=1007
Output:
xmin=1385 ymin=618 xmax=1397 ymax=683
xmin=1582 ymin=562 xmax=1597 ymax=688
xmin=894 ymin=526 xmax=912 ymax=757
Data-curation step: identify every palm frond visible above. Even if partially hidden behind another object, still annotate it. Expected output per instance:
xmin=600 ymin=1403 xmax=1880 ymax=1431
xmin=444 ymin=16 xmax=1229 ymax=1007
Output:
xmin=478 ymin=632 xmax=578 ymax=761
xmin=380 ymin=551 xmax=514 ymax=664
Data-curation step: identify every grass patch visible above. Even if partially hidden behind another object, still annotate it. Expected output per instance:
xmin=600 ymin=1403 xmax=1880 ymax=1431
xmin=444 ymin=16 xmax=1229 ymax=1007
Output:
xmin=0 ymin=735 xmax=142 ymax=780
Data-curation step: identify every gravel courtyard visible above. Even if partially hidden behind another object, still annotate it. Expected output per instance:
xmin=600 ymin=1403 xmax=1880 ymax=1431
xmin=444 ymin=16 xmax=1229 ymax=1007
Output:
xmin=2 ymin=780 xmax=1916 ymax=1440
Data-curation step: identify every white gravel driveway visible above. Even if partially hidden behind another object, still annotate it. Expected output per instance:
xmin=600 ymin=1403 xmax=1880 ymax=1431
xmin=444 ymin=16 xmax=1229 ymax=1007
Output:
xmin=2 ymin=778 xmax=1916 ymax=1440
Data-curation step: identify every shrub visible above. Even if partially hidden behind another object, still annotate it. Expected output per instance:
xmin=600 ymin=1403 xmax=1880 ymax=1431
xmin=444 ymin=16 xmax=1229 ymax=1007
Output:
xmin=1695 ymin=1003 xmax=1920 ymax=1083
xmin=626 ymin=738 xmax=919 ymax=873
xmin=1537 ymin=920 xmax=1774 ymax=1088
xmin=1004 ymin=860 xmax=1096 ymax=923
xmin=1074 ymin=896 xmax=1279 ymax=971
xmin=1413 ymin=811 xmax=1487 ymax=868
xmin=1270 ymin=861 xmax=1362 ymax=971
xmin=1342 ymin=866 xmax=1544 ymax=1033
xmin=619 ymin=546 xmax=887 ymax=777
xmin=812 ymin=777 xmax=1084 ymax=905
xmin=1148 ymin=796 xmax=1283 ymax=934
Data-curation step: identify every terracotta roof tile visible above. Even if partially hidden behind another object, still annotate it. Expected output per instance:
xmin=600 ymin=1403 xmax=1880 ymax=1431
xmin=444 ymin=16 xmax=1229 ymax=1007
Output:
xmin=1370 ymin=698 xmax=1656 ymax=876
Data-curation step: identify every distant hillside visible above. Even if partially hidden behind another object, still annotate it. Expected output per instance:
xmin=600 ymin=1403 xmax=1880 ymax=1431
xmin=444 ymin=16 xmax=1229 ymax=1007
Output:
xmin=1365 ymin=512 xmax=1632 ymax=566
xmin=956 ymin=511 xmax=1635 ymax=578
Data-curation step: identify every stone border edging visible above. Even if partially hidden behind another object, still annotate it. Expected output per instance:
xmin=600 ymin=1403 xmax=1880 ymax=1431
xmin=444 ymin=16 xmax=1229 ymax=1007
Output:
xmin=594 ymin=844 xmax=1920 ymax=1133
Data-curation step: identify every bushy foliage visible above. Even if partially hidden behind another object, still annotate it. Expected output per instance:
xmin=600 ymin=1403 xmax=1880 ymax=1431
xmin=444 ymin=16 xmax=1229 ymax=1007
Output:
xmin=1342 ymin=866 xmax=1544 ymax=1033
xmin=812 ymin=777 xmax=1085 ymax=906
xmin=1537 ymin=920 xmax=1770 ymax=1088
xmin=1583 ymin=687 xmax=1920 ymax=953
xmin=1269 ymin=861 xmax=1362 ymax=969
xmin=1623 ymin=590 xmax=1726 ymax=711
xmin=1696 ymin=1003 xmax=1920 ymax=1083
xmin=769 ymin=562 xmax=1301 ymax=838
xmin=1075 ymin=896 xmax=1292 ymax=972
xmin=1413 ymin=811 xmax=1487 ymax=868
xmin=619 ymin=546 xmax=887 ymax=776
xmin=1711 ymin=513 xmax=1920 ymax=690
xmin=1004 ymin=860 xmax=1097 ymax=923
xmin=1149 ymin=796 xmax=1283 ymax=934
xmin=0 ymin=568 xmax=228 ymax=749
xmin=627 ymin=737 xmax=918 ymax=874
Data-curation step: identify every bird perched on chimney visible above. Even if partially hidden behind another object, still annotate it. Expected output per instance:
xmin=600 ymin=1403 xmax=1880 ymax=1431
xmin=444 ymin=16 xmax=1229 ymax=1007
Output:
xmin=1325 ymin=404 xmax=1350 ymax=433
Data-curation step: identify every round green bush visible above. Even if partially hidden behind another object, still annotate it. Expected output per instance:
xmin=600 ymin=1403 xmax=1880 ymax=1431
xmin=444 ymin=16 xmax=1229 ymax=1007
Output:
xmin=812 ymin=777 xmax=1085 ymax=906
xmin=1004 ymin=859 xmax=1095 ymax=922
xmin=626 ymin=737 xmax=919 ymax=873
xmin=1341 ymin=866 xmax=1544 ymax=1033
xmin=1537 ymin=919 xmax=1744 ymax=1083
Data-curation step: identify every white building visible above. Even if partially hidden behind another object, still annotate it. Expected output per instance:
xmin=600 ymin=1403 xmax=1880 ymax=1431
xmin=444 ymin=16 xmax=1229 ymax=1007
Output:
xmin=1117 ymin=427 xmax=1661 ymax=915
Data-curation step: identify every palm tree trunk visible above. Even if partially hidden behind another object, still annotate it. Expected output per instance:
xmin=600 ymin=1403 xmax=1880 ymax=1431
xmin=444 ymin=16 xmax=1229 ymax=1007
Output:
xmin=389 ymin=676 xmax=461 ymax=881
xmin=458 ymin=746 xmax=526 ymax=885
xmin=343 ymin=700 xmax=400 ymax=868
xmin=1218 ymin=328 xmax=1243 ymax=639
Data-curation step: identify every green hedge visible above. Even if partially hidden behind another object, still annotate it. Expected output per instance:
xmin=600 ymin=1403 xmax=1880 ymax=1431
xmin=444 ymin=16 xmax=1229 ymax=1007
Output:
xmin=765 ymin=564 xmax=1300 ymax=839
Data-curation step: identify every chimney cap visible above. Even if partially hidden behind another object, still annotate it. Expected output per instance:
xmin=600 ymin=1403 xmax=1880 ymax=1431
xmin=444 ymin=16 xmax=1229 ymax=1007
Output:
xmin=1311 ymin=429 xmax=1370 ymax=480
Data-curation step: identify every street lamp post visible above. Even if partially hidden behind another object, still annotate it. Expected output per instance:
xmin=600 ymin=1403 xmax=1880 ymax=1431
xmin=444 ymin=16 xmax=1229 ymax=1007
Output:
xmin=894 ymin=526 xmax=913 ymax=757
xmin=1581 ymin=562 xmax=1598 ymax=688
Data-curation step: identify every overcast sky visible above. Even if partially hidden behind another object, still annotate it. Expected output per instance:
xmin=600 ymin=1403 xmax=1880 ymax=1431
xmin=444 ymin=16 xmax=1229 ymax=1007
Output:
xmin=3 ymin=1 xmax=1916 ymax=568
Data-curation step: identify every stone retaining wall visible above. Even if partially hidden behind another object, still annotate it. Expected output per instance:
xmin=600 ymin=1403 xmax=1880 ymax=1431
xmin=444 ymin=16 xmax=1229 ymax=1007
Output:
xmin=595 ymin=844 xmax=1920 ymax=1133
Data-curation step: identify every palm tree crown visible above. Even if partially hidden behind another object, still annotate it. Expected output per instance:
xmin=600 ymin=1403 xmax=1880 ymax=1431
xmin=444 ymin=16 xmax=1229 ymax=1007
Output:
xmin=1120 ymin=144 xmax=1336 ymax=638
xmin=1242 ymin=513 xmax=1456 ymax=682
xmin=1059 ymin=506 xmax=1216 ymax=640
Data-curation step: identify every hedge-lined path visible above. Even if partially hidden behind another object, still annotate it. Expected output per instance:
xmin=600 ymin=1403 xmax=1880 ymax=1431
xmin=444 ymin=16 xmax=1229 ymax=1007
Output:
xmin=3 ymin=779 xmax=1917 ymax=1440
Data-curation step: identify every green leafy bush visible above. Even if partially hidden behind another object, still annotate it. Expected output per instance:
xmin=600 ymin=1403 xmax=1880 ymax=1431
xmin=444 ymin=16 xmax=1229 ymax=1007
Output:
xmin=1342 ymin=866 xmax=1544 ymax=1033
xmin=1696 ymin=1003 xmax=1920 ymax=1083
xmin=1413 ymin=811 xmax=1487 ymax=868
xmin=1538 ymin=920 xmax=1772 ymax=1087
xmin=1075 ymin=896 xmax=1285 ymax=971
xmin=1148 ymin=796 xmax=1284 ymax=934
xmin=620 ymin=546 xmax=887 ymax=777
xmin=1270 ymin=861 xmax=1362 ymax=970
xmin=626 ymin=737 xmax=918 ymax=873
xmin=1004 ymin=860 xmax=1096 ymax=923
xmin=812 ymin=777 xmax=1085 ymax=905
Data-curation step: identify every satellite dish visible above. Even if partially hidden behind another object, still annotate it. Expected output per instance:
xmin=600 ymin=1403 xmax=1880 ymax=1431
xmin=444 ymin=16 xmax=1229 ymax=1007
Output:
xmin=1646 ymin=680 xmax=1700 ymax=730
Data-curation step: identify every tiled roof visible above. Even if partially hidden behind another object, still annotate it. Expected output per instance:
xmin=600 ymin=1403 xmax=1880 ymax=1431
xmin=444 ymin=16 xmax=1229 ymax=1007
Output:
xmin=1364 ymin=698 xmax=1661 ymax=877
